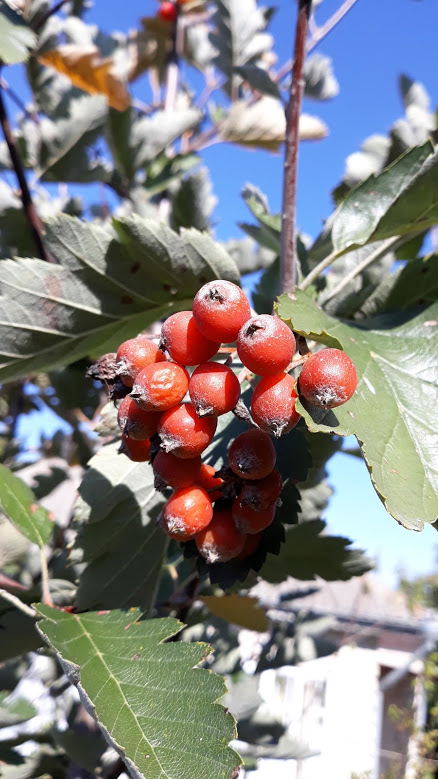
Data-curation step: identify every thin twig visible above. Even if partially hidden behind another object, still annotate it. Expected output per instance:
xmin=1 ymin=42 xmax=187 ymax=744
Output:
xmin=300 ymin=247 xmax=339 ymax=290
xmin=33 ymin=0 xmax=69 ymax=32
xmin=40 ymin=548 xmax=54 ymax=607
xmin=0 ymin=588 xmax=37 ymax=619
xmin=0 ymin=77 xmax=39 ymax=124
xmin=0 ymin=83 xmax=53 ymax=263
xmin=279 ymin=0 xmax=312 ymax=295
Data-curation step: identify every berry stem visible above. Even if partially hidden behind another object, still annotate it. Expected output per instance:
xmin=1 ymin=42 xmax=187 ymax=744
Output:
xmin=279 ymin=0 xmax=312 ymax=296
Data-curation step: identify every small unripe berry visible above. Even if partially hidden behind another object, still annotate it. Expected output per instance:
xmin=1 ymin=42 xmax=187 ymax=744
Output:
xmin=232 ymin=497 xmax=276 ymax=534
xmin=158 ymin=1 xmax=177 ymax=23
xmin=240 ymin=469 xmax=283 ymax=512
xmin=131 ymin=362 xmax=189 ymax=412
xmin=158 ymin=403 xmax=217 ymax=458
xmin=251 ymin=373 xmax=300 ymax=437
xmin=189 ymin=363 xmax=241 ymax=417
xmin=160 ymin=311 xmax=220 ymax=366
xmin=161 ymin=486 xmax=213 ymax=541
xmin=119 ymin=434 xmax=151 ymax=462
xmin=195 ymin=508 xmax=246 ymax=563
xmin=196 ymin=463 xmax=223 ymax=501
xmin=237 ymin=315 xmax=295 ymax=376
xmin=298 ymin=348 xmax=358 ymax=408
xmin=228 ymin=428 xmax=276 ymax=480
xmin=116 ymin=335 xmax=166 ymax=387
xmin=153 ymin=451 xmax=201 ymax=491
xmin=193 ymin=280 xmax=251 ymax=343
xmin=117 ymin=396 xmax=160 ymax=440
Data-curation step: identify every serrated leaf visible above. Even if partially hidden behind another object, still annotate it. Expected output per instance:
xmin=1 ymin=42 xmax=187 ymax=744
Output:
xmin=0 ymin=5 xmax=36 ymax=65
xmin=332 ymin=142 xmax=437 ymax=253
xmin=74 ymin=442 xmax=167 ymax=612
xmin=277 ymin=289 xmax=438 ymax=530
xmin=36 ymin=606 xmax=241 ymax=779
xmin=201 ymin=594 xmax=269 ymax=632
xmin=220 ymin=98 xmax=327 ymax=150
xmin=234 ymin=65 xmax=281 ymax=99
xmin=261 ymin=519 xmax=372 ymax=582
xmin=361 ymin=253 xmax=438 ymax=317
xmin=0 ymin=464 xmax=54 ymax=548
xmin=0 ymin=214 xmax=239 ymax=381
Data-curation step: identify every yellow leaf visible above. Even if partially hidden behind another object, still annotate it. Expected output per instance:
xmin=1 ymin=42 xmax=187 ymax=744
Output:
xmin=200 ymin=594 xmax=269 ymax=633
xmin=38 ymin=45 xmax=130 ymax=112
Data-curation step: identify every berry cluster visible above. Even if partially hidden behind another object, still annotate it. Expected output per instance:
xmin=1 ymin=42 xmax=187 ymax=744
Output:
xmin=96 ymin=280 xmax=357 ymax=573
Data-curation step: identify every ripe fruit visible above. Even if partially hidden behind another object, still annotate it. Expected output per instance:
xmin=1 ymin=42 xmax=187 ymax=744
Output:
xmin=240 ymin=469 xmax=283 ymax=512
xmin=192 ymin=280 xmax=251 ymax=343
xmin=119 ymin=434 xmax=151 ymax=462
xmin=160 ymin=311 xmax=220 ymax=366
xmin=158 ymin=403 xmax=217 ymax=458
xmin=116 ymin=335 xmax=166 ymax=387
xmin=189 ymin=363 xmax=241 ymax=417
xmin=117 ymin=396 xmax=160 ymax=440
xmin=196 ymin=463 xmax=223 ymax=501
xmin=195 ymin=508 xmax=246 ymax=563
xmin=232 ymin=497 xmax=276 ymax=534
xmin=153 ymin=451 xmax=201 ymax=490
xmin=237 ymin=532 xmax=263 ymax=560
xmin=158 ymin=1 xmax=177 ymax=23
xmin=131 ymin=362 xmax=189 ymax=412
xmin=298 ymin=348 xmax=358 ymax=408
xmin=237 ymin=315 xmax=296 ymax=376
xmin=161 ymin=486 xmax=213 ymax=541
xmin=228 ymin=428 xmax=276 ymax=480
xmin=251 ymin=373 xmax=300 ymax=437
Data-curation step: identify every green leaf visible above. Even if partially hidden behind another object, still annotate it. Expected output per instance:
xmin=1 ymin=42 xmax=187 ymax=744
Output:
xmin=200 ymin=594 xmax=269 ymax=632
xmin=332 ymin=142 xmax=436 ymax=253
xmin=171 ymin=167 xmax=217 ymax=233
xmin=361 ymin=253 xmax=438 ymax=318
xmin=0 ymin=606 xmax=41 ymax=662
xmin=74 ymin=442 xmax=167 ymax=612
xmin=261 ymin=519 xmax=372 ymax=582
xmin=0 ymin=5 xmax=36 ymax=65
xmin=0 ymin=694 xmax=36 ymax=728
xmin=0 ymin=464 xmax=54 ymax=548
xmin=0 ymin=214 xmax=239 ymax=381
xmin=239 ymin=184 xmax=281 ymax=253
xmin=36 ymin=606 xmax=241 ymax=779
xmin=277 ymin=289 xmax=438 ymax=530
xmin=234 ymin=65 xmax=281 ymax=99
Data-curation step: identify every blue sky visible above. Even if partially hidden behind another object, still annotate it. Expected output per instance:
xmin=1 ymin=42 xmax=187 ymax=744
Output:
xmin=8 ymin=0 xmax=438 ymax=587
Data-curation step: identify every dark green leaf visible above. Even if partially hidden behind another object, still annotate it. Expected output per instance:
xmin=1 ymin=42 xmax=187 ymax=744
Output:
xmin=0 ymin=607 xmax=41 ymax=662
xmin=361 ymin=253 xmax=438 ymax=317
xmin=0 ymin=464 xmax=54 ymax=548
xmin=0 ymin=5 xmax=36 ymax=65
xmin=171 ymin=167 xmax=216 ymax=233
xmin=36 ymin=606 xmax=241 ymax=779
xmin=234 ymin=65 xmax=281 ymax=99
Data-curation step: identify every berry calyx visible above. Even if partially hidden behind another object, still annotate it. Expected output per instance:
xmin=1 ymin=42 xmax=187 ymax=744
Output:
xmin=251 ymin=373 xmax=300 ymax=437
xmin=232 ymin=497 xmax=276 ymax=534
xmin=189 ymin=363 xmax=241 ymax=417
xmin=116 ymin=335 xmax=166 ymax=388
xmin=158 ymin=403 xmax=217 ymax=459
xmin=196 ymin=463 xmax=223 ymax=501
xmin=237 ymin=315 xmax=296 ymax=376
xmin=131 ymin=362 xmax=189 ymax=412
xmin=153 ymin=451 xmax=201 ymax=491
xmin=298 ymin=348 xmax=358 ymax=408
xmin=119 ymin=435 xmax=151 ymax=462
xmin=228 ymin=428 xmax=276 ymax=480
xmin=158 ymin=1 xmax=177 ymax=23
xmin=160 ymin=311 xmax=220 ymax=366
xmin=195 ymin=508 xmax=246 ymax=563
xmin=240 ymin=469 xmax=283 ymax=512
xmin=117 ymin=396 xmax=160 ymax=440
xmin=192 ymin=280 xmax=251 ymax=343
xmin=161 ymin=486 xmax=213 ymax=541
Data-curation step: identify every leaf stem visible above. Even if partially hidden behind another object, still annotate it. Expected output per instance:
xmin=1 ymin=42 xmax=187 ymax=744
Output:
xmin=33 ymin=0 xmax=69 ymax=32
xmin=0 ymin=588 xmax=37 ymax=619
xmin=0 ymin=82 xmax=53 ymax=263
xmin=279 ymin=0 xmax=312 ymax=295
xmin=40 ymin=548 xmax=54 ymax=607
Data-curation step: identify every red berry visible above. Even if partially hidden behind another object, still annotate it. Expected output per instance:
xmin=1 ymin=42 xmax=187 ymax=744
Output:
xmin=131 ymin=362 xmax=189 ymax=412
xmin=119 ymin=435 xmax=151 ymax=462
xmin=237 ymin=532 xmax=263 ymax=560
xmin=116 ymin=335 xmax=166 ymax=387
xmin=160 ymin=311 xmax=220 ymax=366
xmin=189 ymin=363 xmax=241 ymax=417
xmin=117 ymin=396 xmax=160 ymax=440
xmin=228 ymin=428 xmax=276 ymax=480
xmin=298 ymin=348 xmax=358 ymax=408
xmin=153 ymin=451 xmax=201 ymax=490
xmin=232 ymin=497 xmax=276 ymax=534
xmin=192 ymin=280 xmax=251 ymax=343
xmin=158 ymin=1 xmax=177 ymax=23
xmin=251 ymin=373 xmax=300 ymax=437
xmin=196 ymin=463 xmax=223 ymax=501
xmin=195 ymin=508 xmax=246 ymax=563
xmin=161 ymin=486 xmax=213 ymax=541
xmin=240 ymin=469 xmax=283 ymax=512
xmin=237 ymin=315 xmax=296 ymax=376
xmin=158 ymin=403 xmax=217 ymax=459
